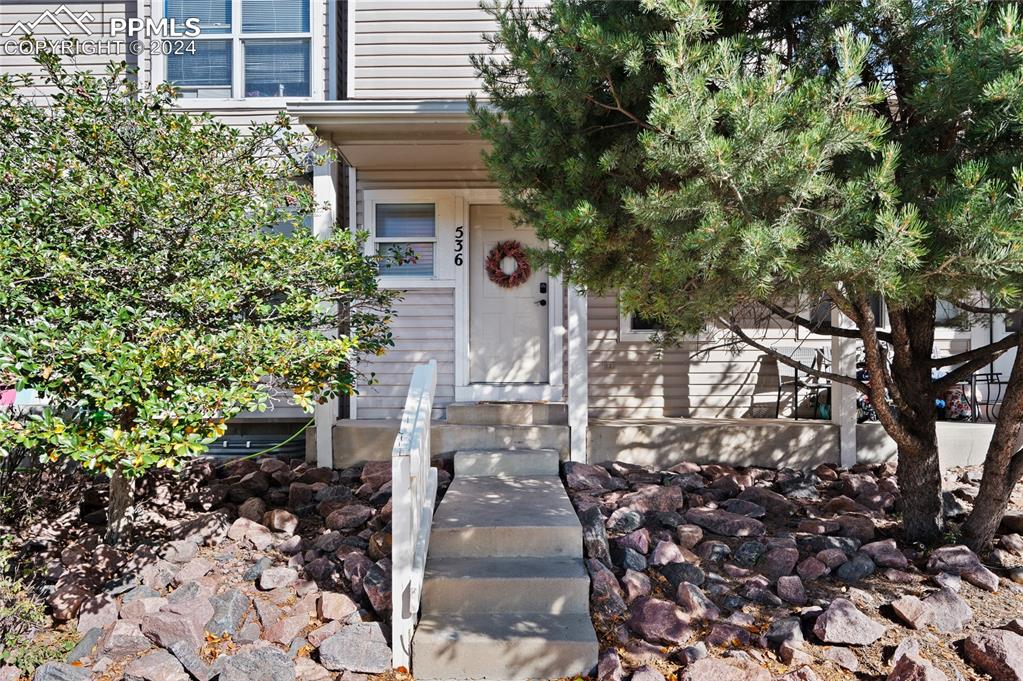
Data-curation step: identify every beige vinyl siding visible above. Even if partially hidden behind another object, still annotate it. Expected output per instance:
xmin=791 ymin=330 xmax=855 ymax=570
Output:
xmin=356 ymin=288 xmax=456 ymax=420
xmin=0 ymin=1 xmax=138 ymax=98
xmin=588 ymin=294 xmax=973 ymax=419
xmin=351 ymin=0 xmax=545 ymax=100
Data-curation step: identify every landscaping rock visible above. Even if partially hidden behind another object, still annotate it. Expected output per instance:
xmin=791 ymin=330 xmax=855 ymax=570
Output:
xmin=32 ymin=663 xmax=91 ymax=681
xmin=263 ymin=612 xmax=309 ymax=645
xmin=579 ymin=506 xmax=613 ymax=567
xmin=597 ymin=649 xmax=625 ymax=681
xmin=325 ymin=505 xmax=374 ymax=530
xmin=777 ymin=575 xmax=806 ymax=605
xmin=681 ymin=657 xmax=771 ymax=681
xmin=964 ymin=628 xmax=1023 ymax=681
xmin=927 ymin=545 xmax=982 ymax=575
xmin=631 ymin=665 xmax=666 ymax=681
xmin=923 ymin=587 xmax=973 ymax=632
xmin=835 ymin=552 xmax=875 ymax=582
xmin=259 ymin=567 xmax=298 ymax=590
xmin=218 ymin=646 xmax=295 ymax=681
xmin=676 ymin=524 xmax=703 ymax=549
xmin=163 ymin=539 xmax=199 ymax=564
xmin=168 ymin=640 xmax=215 ymax=681
xmin=812 ymin=598 xmax=885 ymax=645
xmin=263 ymin=509 xmax=299 ymax=535
xmin=606 ymin=508 xmax=644 ymax=534
xmin=686 ymin=508 xmax=766 ymax=537
xmin=101 ymin=620 xmax=153 ymax=658
xmin=318 ymin=592 xmax=358 ymax=621
xmin=660 ymin=561 xmax=706 ymax=588
xmin=628 ymin=597 xmax=693 ymax=645
xmin=319 ymin=622 xmax=391 ymax=673
xmin=206 ymin=589 xmax=249 ymax=637
xmin=675 ymin=583 xmax=719 ymax=621
xmin=67 ymin=627 xmax=103 ymax=663
xmin=889 ymin=651 xmax=949 ymax=681
xmin=822 ymin=646 xmax=859 ymax=672
xmin=760 ymin=547 xmax=799 ymax=581
xmin=890 ymin=595 xmax=931 ymax=629
xmin=77 ymin=593 xmax=118 ymax=633
xmin=862 ymin=539 xmax=908 ymax=569
xmin=622 ymin=569 xmax=651 ymax=603
xmin=124 ymin=649 xmax=189 ymax=681
xmin=564 ymin=462 xmax=614 ymax=490
xmin=766 ymin=617 xmax=803 ymax=648
xmin=141 ymin=597 xmax=214 ymax=649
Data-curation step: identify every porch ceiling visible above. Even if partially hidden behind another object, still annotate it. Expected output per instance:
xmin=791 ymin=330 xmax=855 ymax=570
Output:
xmin=287 ymin=99 xmax=490 ymax=170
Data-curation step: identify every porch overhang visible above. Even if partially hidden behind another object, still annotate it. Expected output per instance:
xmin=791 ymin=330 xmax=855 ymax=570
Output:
xmin=287 ymin=99 xmax=490 ymax=169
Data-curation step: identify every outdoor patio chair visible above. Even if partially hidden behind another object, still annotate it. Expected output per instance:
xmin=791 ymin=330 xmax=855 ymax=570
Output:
xmin=774 ymin=346 xmax=830 ymax=420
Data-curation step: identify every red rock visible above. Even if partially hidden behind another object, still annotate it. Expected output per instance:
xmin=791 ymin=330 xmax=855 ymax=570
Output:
xmin=615 ymin=528 xmax=650 ymax=555
xmin=964 ymin=629 xmax=1023 ymax=681
xmin=797 ymin=519 xmax=840 ymax=534
xmin=650 ymin=540 xmax=686 ymax=566
xmin=119 ymin=596 xmax=167 ymax=623
xmin=621 ymin=485 xmax=685 ymax=513
xmin=262 ymin=612 xmax=309 ymax=645
xmin=299 ymin=467 xmax=335 ymax=484
xmin=816 ymin=548 xmax=849 ymax=569
xmin=628 ymin=597 xmax=693 ymax=645
xmin=796 ymin=557 xmax=829 ymax=581
xmin=737 ymin=486 xmax=796 ymax=515
xmin=891 ymin=595 xmax=932 ymax=629
xmin=777 ymin=575 xmax=806 ymax=605
xmin=862 ymin=539 xmax=908 ymax=568
xmin=319 ymin=592 xmax=358 ymax=621
xmin=622 ymin=569 xmax=651 ymax=603
xmin=676 ymin=524 xmax=703 ymax=548
xmin=890 ymin=651 xmax=949 ymax=681
xmin=262 ymin=509 xmax=299 ymax=535
xmin=776 ymin=667 xmax=821 ymax=681
xmin=964 ymin=565 xmax=1000 ymax=593
xmin=174 ymin=558 xmax=213 ymax=584
xmin=822 ymin=645 xmax=859 ymax=672
xmin=926 ymin=545 xmax=982 ymax=575
xmin=681 ymin=658 xmax=771 ymax=681
xmin=124 ymin=649 xmax=188 ymax=681
xmin=259 ymin=567 xmax=298 ymax=590
xmin=360 ymin=461 xmax=391 ymax=490
xmin=77 ymin=593 xmax=119 ymax=632
xmin=325 ymin=505 xmax=374 ymax=530
xmin=813 ymin=598 xmax=885 ymax=645
xmin=308 ymin=620 xmax=343 ymax=647
xmin=705 ymin=622 xmax=750 ymax=647
xmin=564 ymin=462 xmax=614 ymax=490
xmin=836 ymin=514 xmax=875 ymax=543
xmin=237 ymin=497 xmax=266 ymax=523
xmin=48 ymin=583 xmax=91 ymax=622
xmin=760 ymin=547 xmax=798 ymax=581
xmin=686 ymin=508 xmax=766 ymax=537
xmin=141 ymin=597 xmax=214 ymax=649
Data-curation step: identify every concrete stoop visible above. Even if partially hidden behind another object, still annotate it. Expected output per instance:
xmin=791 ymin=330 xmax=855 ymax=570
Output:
xmin=412 ymin=449 xmax=599 ymax=681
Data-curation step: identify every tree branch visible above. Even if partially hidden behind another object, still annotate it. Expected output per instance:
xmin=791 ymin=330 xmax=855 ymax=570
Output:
xmin=952 ymin=300 xmax=1015 ymax=315
xmin=759 ymin=301 xmax=894 ymax=343
xmin=929 ymin=333 xmax=1020 ymax=368
xmin=716 ymin=317 xmax=868 ymax=395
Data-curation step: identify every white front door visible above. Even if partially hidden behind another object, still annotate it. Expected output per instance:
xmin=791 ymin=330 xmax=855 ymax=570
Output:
xmin=469 ymin=205 xmax=549 ymax=384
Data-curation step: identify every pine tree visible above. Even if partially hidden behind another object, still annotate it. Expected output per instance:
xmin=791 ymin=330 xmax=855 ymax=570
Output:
xmin=473 ymin=0 xmax=1023 ymax=548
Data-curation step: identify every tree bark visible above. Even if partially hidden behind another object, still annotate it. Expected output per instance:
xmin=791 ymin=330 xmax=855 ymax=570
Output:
xmin=962 ymin=334 xmax=1023 ymax=551
xmin=896 ymin=436 xmax=944 ymax=544
xmin=105 ymin=465 xmax=135 ymax=546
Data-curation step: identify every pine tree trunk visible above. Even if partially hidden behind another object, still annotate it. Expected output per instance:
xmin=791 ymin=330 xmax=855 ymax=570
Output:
xmin=896 ymin=437 xmax=944 ymax=545
xmin=105 ymin=466 xmax=135 ymax=546
xmin=963 ymin=335 xmax=1023 ymax=551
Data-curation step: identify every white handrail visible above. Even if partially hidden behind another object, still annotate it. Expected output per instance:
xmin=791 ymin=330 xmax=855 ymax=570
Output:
xmin=390 ymin=360 xmax=438 ymax=671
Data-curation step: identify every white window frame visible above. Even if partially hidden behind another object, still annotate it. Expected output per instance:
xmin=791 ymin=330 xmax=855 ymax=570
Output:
xmin=151 ymin=0 xmax=323 ymax=107
xmin=364 ymin=190 xmax=456 ymax=288
xmin=619 ymin=311 xmax=663 ymax=342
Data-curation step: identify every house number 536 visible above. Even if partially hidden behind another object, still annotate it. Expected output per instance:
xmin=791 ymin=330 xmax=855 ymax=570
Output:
xmin=454 ymin=226 xmax=465 ymax=266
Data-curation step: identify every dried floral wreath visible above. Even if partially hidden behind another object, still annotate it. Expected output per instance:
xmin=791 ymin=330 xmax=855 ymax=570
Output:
xmin=485 ymin=240 xmax=531 ymax=288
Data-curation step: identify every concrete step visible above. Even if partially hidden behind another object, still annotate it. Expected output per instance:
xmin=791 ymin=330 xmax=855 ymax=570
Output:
xmin=412 ymin=612 xmax=599 ymax=680
xmin=454 ymin=449 xmax=560 ymax=477
xmin=430 ymin=476 xmax=582 ymax=558
xmin=445 ymin=401 xmax=568 ymax=426
xmin=421 ymin=556 xmax=590 ymax=614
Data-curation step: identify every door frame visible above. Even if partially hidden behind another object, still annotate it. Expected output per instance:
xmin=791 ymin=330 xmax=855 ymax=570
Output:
xmin=455 ymin=190 xmax=564 ymax=402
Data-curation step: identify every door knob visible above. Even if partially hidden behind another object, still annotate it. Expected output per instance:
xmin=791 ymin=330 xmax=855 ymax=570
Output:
xmin=536 ymin=299 xmax=547 ymax=307
xmin=539 ymin=282 xmax=548 ymax=294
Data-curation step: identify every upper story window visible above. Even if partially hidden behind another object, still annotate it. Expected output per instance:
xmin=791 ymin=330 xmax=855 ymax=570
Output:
xmin=165 ymin=0 xmax=311 ymax=99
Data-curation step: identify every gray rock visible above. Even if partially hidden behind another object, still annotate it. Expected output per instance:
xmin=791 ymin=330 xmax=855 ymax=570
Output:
xmin=923 ymin=587 xmax=973 ymax=632
xmin=766 ymin=617 xmax=803 ymax=648
xmin=207 ymin=589 xmax=250 ymax=637
xmin=218 ymin=646 xmax=296 ymax=681
xmin=733 ymin=541 xmax=766 ymax=567
xmin=926 ymin=545 xmax=982 ymax=575
xmin=67 ymin=627 xmax=103 ymax=663
xmin=660 ymin=561 xmax=706 ymax=588
xmin=124 ymin=649 xmax=189 ymax=681
xmin=319 ymin=622 xmax=391 ymax=673
xmin=797 ymin=534 xmax=861 ymax=554
xmin=121 ymin=584 xmax=160 ymax=603
xmin=675 ymin=584 xmax=719 ymax=621
xmin=738 ymin=486 xmax=797 ymax=515
xmin=606 ymin=508 xmax=644 ymax=534
xmin=579 ymin=505 xmax=613 ymax=567
xmin=163 ymin=540 xmax=199 ymax=564
xmin=611 ymin=545 xmax=647 ymax=572
xmin=812 ymin=598 xmax=885 ymax=645
xmin=631 ymin=665 xmax=666 ymax=681
xmin=835 ymin=553 xmax=875 ymax=582
xmin=168 ymin=640 xmax=215 ymax=681
xmin=243 ymin=556 xmax=273 ymax=581
xmin=259 ymin=567 xmax=299 ymax=590
xmin=32 ymin=663 xmax=91 ymax=681
xmin=100 ymin=620 xmax=153 ymax=658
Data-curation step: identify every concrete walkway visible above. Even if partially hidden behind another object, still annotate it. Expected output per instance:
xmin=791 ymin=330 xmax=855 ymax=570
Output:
xmin=412 ymin=449 xmax=599 ymax=680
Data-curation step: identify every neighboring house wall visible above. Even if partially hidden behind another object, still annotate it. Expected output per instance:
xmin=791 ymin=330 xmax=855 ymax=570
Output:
xmin=0 ymin=1 xmax=138 ymax=98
